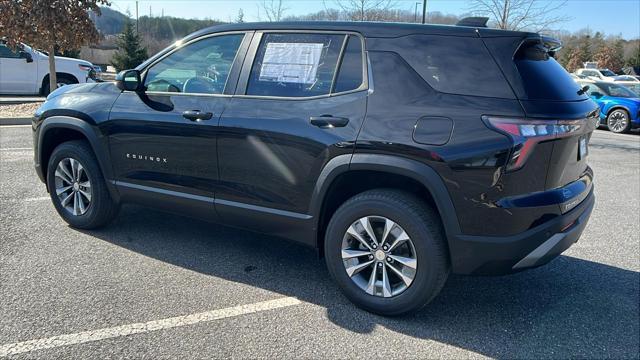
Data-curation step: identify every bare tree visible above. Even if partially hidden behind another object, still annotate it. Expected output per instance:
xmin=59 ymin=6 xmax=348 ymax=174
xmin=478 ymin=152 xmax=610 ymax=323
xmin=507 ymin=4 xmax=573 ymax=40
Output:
xmin=0 ymin=0 xmax=109 ymax=93
xmin=468 ymin=0 xmax=568 ymax=32
xmin=261 ymin=0 xmax=288 ymax=22
xmin=332 ymin=0 xmax=396 ymax=21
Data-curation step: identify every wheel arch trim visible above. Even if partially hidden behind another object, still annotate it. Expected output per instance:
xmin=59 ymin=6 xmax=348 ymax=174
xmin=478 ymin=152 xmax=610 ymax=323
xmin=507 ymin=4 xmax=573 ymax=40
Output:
xmin=37 ymin=115 xmax=118 ymax=199
xmin=310 ymin=153 xmax=462 ymax=245
xmin=606 ymin=105 xmax=631 ymax=117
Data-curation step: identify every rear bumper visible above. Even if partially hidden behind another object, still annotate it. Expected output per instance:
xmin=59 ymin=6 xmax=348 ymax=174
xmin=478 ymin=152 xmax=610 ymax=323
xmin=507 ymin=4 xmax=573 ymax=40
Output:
xmin=450 ymin=188 xmax=594 ymax=275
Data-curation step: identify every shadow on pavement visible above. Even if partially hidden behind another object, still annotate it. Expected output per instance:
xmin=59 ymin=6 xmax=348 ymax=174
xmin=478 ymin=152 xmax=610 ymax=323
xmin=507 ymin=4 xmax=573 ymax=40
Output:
xmin=82 ymin=205 xmax=639 ymax=359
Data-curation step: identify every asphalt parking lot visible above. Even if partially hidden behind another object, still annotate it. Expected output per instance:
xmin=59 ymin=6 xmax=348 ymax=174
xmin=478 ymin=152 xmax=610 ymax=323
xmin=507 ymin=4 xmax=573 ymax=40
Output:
xmin=1 ymin=125 xmax=638 ymax=359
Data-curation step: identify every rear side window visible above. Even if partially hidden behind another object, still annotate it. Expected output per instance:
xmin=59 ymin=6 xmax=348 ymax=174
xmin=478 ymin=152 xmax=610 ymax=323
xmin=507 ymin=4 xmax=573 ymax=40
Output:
xmin=246 ymin=33 xmax=343 ymax=97
xmin=514 ymin=41 xmax=586 ymax=101
xmin=375 ymin=35 xmax=514 ymax=98
xmin=333 ymin=35 xmax=364 ymax=93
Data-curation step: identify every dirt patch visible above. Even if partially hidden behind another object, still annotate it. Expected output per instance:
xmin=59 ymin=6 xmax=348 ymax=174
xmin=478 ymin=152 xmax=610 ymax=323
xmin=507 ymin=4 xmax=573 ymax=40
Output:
xmin=0 ymin=102 xmax=43 ymax=118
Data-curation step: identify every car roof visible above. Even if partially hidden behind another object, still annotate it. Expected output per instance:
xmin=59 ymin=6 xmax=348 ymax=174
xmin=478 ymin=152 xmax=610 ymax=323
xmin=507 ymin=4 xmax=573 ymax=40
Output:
xmin=184 ymin=21 xmax=534 ymax=41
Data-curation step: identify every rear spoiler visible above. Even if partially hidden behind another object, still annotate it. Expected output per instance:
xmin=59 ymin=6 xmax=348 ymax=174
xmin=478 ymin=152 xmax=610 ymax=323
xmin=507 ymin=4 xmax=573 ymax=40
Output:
xmin=516 ymin=35 xmax=563 ymax=59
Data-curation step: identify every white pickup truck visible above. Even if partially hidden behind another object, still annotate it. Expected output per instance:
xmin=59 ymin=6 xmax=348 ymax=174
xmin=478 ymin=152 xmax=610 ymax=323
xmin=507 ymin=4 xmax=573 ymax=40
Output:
xmin=0 ymin=42 xmax=99 ymax=95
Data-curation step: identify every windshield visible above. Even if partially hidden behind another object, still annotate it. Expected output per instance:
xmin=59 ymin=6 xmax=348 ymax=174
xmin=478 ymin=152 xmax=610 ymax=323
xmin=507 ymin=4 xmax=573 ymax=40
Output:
xmin=600 ymin=69 xmax=617 ymax=76
xmin=622 ymin=83 xmax=640 ymax=96
xmin=597 ymin=82 xmax=638 ymax=98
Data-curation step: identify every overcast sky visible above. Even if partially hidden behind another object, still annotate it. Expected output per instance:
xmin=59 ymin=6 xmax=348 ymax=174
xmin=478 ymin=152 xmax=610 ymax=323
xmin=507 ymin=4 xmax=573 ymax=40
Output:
xmin=108 ymin=0 xmax=640 ymax=39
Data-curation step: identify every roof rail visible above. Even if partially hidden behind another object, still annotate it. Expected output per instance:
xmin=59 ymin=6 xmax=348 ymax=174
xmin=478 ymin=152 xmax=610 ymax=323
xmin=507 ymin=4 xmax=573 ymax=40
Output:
xmin=456 ymin=17 xmax=489 ymax=28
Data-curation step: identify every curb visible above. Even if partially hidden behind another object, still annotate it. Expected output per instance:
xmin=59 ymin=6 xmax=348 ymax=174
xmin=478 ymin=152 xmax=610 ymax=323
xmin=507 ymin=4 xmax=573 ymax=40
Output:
xmin=0 ymin=117 xmax=32 ymax=126
xmin=0 ymin=98 xmax=46 ymax=106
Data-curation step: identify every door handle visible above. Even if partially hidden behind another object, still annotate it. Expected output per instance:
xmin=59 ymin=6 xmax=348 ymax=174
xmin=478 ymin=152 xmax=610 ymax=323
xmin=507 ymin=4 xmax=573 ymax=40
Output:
xmin=183 ymin=110 xmax=213 ymax=121
xmin=310 ymin=115 xmax=349 ymax=128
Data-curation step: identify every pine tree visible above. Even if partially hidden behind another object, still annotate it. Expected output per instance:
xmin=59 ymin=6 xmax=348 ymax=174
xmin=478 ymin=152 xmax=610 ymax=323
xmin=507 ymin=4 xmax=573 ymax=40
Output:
xmin=236 ymin=8 xmax=245 ymax=23
xmin=111 ymin=18 xmax=148 ymax=72
xmin=626 ymin=42 xmax=640 ymax=67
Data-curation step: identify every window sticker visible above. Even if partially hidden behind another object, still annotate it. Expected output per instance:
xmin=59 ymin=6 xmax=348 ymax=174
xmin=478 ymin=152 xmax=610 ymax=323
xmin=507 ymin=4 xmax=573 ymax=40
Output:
xmin=259 ymin=42 xmax=324 ymax=84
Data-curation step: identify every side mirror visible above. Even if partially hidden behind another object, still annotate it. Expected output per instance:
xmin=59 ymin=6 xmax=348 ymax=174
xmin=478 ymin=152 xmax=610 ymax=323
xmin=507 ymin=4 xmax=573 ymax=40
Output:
xmin=115 ymin=69 xmax=142 ymax=91
xmin=19 ymin=51 xmax=33 ymax=63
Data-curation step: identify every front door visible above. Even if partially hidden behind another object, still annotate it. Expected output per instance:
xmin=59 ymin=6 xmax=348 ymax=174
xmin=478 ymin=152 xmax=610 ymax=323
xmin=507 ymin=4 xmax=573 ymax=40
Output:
xmin=107 ymin=32 xmax=251 ymax=219
xmin=216 ymin=32 xmax=368 ymax=242
xmin=0 ymin=43 xmax=38 ymax=94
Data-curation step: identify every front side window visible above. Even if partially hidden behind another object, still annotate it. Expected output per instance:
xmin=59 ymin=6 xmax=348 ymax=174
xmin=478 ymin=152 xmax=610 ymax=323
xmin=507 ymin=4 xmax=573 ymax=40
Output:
xmin=0 ymin=43 xmax=20 ymax=58
xmin=246 ymin=33 xmax=344 ymax=97
xmin=600 ymin=83 xmax=637 ymax=98
xmin=144 ymin=34 xmax=244 ymax=94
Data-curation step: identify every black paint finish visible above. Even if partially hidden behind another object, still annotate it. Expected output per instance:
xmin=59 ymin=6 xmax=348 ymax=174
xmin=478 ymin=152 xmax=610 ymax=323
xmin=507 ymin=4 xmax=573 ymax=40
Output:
xmin=33 ymin=22 xmax=598 ymax=275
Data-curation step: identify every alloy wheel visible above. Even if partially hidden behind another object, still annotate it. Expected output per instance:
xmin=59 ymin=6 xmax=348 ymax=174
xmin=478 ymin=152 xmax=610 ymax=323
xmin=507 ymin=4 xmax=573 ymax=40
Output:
xmin=608 ymin=110 xmax=628 ymax=133
xmin=54 ymin=157 xmax=92 ymax=216
xmin=341 ymin=216 xmax=418 ymax=298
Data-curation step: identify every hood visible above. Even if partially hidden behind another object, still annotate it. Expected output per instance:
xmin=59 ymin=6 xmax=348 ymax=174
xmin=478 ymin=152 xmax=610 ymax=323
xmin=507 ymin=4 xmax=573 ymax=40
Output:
xmin=46 ymin=82 xmax=99 ymax=100
xmin=52 ymin=55 xmax=93 ymax=67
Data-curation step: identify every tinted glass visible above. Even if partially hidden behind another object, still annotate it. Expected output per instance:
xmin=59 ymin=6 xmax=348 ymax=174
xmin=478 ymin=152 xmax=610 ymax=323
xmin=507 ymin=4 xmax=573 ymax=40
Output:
xmin=0 ymin=44 xmax=20 ymax=58
xmin=581 ymin=83 xmax=605 ymax=96
xmin=144 ymin=34 xmax=244 ymax=94
xmin=598 ymin=82 xmax=638 ymax=98
xmin=247 ymin=33 xmax=343 ymax=97
xmin=515 ymin=43 xmax=586 ymax=101
xmin=333 ymin=35 xmax=364 ymax=93
xmin=372 ymin=35 xmax=514 ymax=98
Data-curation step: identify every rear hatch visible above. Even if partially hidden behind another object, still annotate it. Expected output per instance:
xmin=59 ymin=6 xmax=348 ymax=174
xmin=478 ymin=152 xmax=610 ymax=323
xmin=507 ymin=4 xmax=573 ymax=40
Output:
xmin=481 ymin=34 xmax=599 ymax=191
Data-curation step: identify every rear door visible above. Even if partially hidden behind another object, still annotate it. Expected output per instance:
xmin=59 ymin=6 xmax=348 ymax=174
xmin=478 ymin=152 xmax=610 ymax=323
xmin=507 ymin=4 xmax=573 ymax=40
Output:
xmin=107 ymin=32 xmax=251 ymax=219
xmin=216 ymin=32 xmax=368 ymax=242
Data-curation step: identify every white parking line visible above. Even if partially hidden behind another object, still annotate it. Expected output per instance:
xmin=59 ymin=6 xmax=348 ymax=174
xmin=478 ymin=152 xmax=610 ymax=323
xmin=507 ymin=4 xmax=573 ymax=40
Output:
xmin=0 ymin=124 xmax=31 ymax=128
xmin=0 ymin=297 xmax=302 ymax=357
xmin=0 ymin=147 xmax=32 ymax=151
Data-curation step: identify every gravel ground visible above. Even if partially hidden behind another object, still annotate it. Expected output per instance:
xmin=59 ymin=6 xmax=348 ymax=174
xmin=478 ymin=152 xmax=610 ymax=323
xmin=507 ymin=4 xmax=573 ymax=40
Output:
xmin=0 ymin=126 xmax=638 ymax=359
xmin=0 ymin=102 xmax=43 ymax=118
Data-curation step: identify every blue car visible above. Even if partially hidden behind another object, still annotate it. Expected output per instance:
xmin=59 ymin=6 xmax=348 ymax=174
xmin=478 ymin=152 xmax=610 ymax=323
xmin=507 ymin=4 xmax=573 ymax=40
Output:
xmin=579 ymin=80 xmax=640 ymax=133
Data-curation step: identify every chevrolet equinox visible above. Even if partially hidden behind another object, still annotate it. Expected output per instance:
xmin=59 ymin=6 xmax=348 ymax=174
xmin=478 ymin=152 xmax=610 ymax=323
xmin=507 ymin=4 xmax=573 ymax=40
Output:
xmin=33 ymin=19 xmax=598 ymax=315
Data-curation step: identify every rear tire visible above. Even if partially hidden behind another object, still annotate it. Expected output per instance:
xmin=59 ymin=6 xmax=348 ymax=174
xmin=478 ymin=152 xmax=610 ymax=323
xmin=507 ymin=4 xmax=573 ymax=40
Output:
xmin=607 ymin=109 xmax=631 ymax=134
xmin=324 ymin=189 xmax=449 ymax=316
xmin=46 ymin=140 xmax=118 ymax=229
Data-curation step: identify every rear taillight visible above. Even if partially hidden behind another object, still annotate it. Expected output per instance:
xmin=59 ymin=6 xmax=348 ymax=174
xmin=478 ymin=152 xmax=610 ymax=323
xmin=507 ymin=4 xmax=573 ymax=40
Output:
xmin=483 ymin=116 xmax=583 ymax=171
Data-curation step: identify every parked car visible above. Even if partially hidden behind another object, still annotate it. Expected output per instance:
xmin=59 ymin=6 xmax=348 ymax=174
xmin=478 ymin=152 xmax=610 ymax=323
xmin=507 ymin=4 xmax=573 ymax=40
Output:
xmin=0 ymin=41 xmax=99 ymax=95
xmin=612 ymin=75 xmax=640 ymax=82
xmin=575 ymin=68 xmax=630 ymax=82
xmin=578 ymin=80 xmax=640 ymax=133
xmin=33 ymin=21 xmax=597 ymax=315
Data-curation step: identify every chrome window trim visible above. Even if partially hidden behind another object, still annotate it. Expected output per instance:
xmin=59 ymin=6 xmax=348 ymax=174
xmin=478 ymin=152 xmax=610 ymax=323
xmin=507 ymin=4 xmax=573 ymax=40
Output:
xmin=139 ymin=30 xmax=250 ymax=96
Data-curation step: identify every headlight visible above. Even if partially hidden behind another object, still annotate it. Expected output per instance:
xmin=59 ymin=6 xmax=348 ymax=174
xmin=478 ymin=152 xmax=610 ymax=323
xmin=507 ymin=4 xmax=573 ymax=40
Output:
xmin=78 ymin=64 xmax=93 ymax=72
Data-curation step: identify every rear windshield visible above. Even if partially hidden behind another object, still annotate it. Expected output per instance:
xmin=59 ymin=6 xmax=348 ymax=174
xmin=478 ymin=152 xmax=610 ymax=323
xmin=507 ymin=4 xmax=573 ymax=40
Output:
xmin=514 ymin=42 xmax=586 ymax=101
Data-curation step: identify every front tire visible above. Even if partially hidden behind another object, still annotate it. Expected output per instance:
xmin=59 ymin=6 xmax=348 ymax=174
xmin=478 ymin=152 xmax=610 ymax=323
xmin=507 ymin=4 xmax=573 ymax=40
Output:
xmin=324 ymin=189 xmax=449 ymax=316
xmin=46 ymin=140 xmax=118 ymax=229
xmin=607 ymin=109 xmax=631 ymax=134
xmin=42 ymin=75 xmax=77 ymax=95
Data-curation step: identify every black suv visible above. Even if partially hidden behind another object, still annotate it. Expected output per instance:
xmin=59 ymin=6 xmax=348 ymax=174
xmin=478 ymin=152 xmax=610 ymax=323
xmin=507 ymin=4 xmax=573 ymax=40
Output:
xmin=33 ymin=20 xmax=597 ymax=315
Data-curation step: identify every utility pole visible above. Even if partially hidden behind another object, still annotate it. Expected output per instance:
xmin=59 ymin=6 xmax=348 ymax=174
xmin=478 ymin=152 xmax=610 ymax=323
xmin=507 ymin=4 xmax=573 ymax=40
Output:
xmin=135 ymin=0 xmax=139 ymax=33
xmin=414 ymin=2 xmax=419 ymax=23
xmin=421 ymin=0 xmax=427 ymax=24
